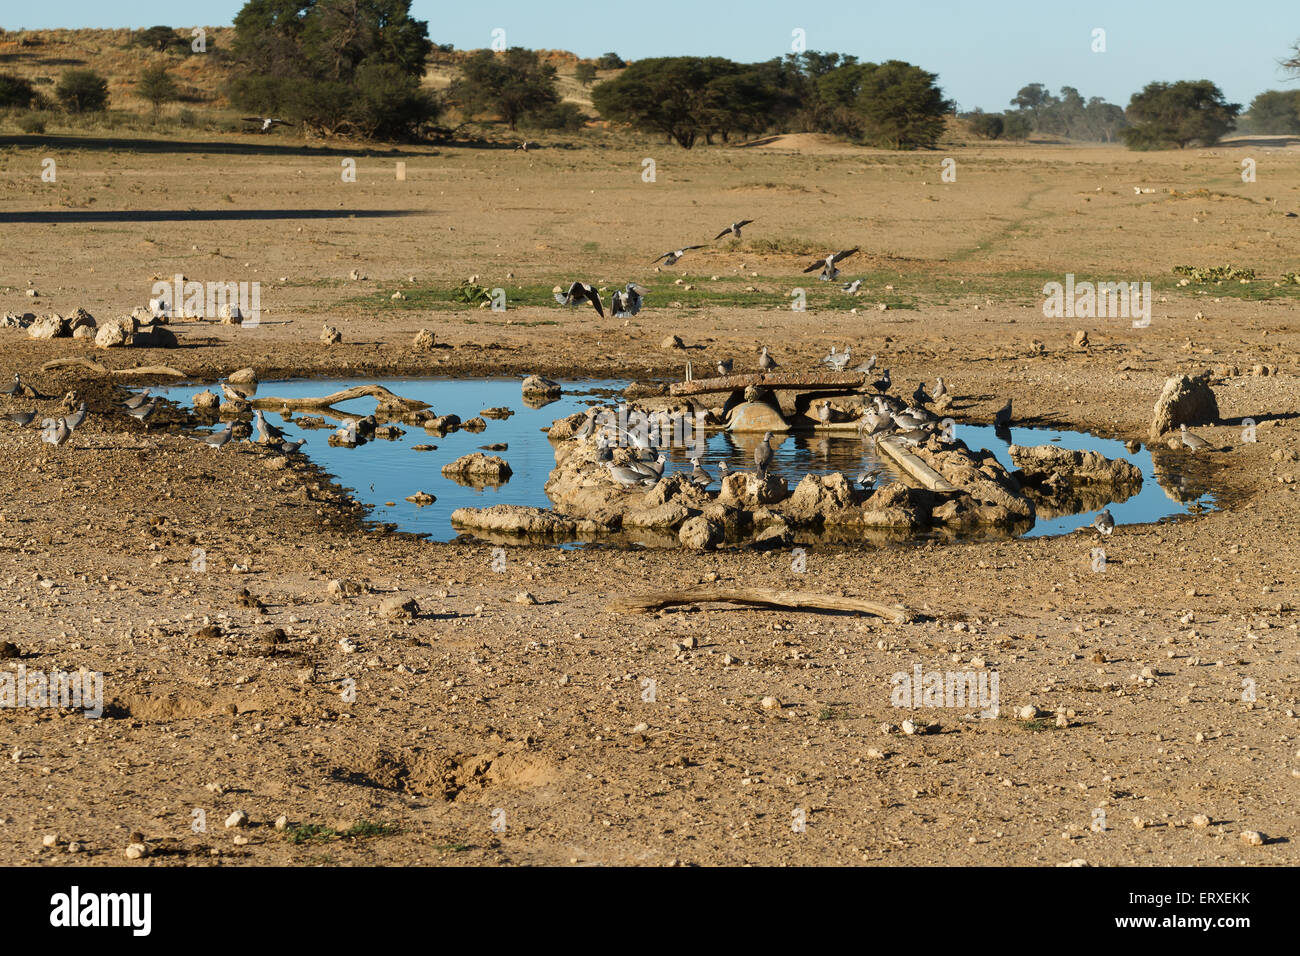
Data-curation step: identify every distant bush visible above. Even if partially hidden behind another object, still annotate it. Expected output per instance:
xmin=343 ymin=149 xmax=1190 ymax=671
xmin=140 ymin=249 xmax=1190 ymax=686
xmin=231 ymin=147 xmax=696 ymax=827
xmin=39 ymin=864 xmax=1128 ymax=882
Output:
xmin=574 ymin=63 xmax=597 ymax=86
xmin=0 ymin=73 xmax=37 ymax=109
xmin=596 ymin=52 xmax=625 ymax=70
xmin=1001 ymin=112 xmax=1032 ymax=140
xmin=134 ymin=25 xmax=188 ymax=54
xmin=57 ymin=69 xmax=109 ymax=113
xmin=138 ymin=63 xmax=179 ymax=118
xmin=968 ymin=112 xmax=1004 ymax=139
xmin=1120 ymin=80 xmax=1239 ymax=150
xmin=448 ymin=48 xmax=559 ymax=130
xmin=18 ymin=112 xmax=48 ymax=134
xmin=1241 ymin=90 xmax=1300 ymax=135
xmin=520 ymin=101 xmax=587 ymax=132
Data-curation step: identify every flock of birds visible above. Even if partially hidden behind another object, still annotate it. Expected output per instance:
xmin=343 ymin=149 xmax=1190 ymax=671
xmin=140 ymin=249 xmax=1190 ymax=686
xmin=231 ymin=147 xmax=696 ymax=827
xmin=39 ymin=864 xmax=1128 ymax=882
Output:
xmin=553 ymin=219 xmax=868 ymax=320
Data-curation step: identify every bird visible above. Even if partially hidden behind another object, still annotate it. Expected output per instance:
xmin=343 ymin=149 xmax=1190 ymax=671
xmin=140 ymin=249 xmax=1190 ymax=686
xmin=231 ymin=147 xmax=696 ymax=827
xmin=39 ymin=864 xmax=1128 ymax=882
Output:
xmin=841 ymin=278 xmax=862 ymax=294
xmin=629 ymin=454 xmax=667 ymax=478
xmin=758 ymin=346 xmax=778 ymax=371
xmin=126 ymin=400 xmax=157 ymax=424
xmin=717 ymin=460 xmax=731 ymax=482
xmin=64 ymin=403 xmax=87 ymax=431
xmin=335 ymin=419 xmax=360 ymax=444
xmin=279 ymin=438 xmax=306 ymax=454
xmin=994 ymin=399 xmax=1013 ymax=428
xmin=4 ymin=409 xmax=36 ymax=427
xmin=651 ymin=245 xmax=705 ymax=266
xmin=221 ymin=382 xmax=252 ymax=403
xmin=573 ymin=407 xmax=598 ymax=441
xmin=41 ymin=418 xmax=70 ymax=448
xmin=515 ymin=141 xmax=533 ymax=152
xmin=554 ymin=280 xmax=604 ymax=317
xmin=690 ymin=457 xmax=713 ymax=487
xmin=122 ymin=389 xmax=151 ymax=409
xmin=754 ymin=431 xmax=774 ymax=478
xmin=244 ymin=117 xmax=288 ymax=132
xmin=254 ymin=410 xmax=284 ymax=443
xmin=610 ymin=283 xmax=646 ymax=318
xmin=871 ymin=369 xmax=892 ymax=393
xmin=853 ymin=354 xmax=877 ymax=374
xmin=912 ymin=383 xmax=932 ymax=407
xmin=893 ymin=409 xmax=927 ymax=430
xmin=607 ymin=463 xmax=647 ymax=486
xmin=932 ymin=377 xmax=948 ymax=401
xmin=802 ymin=248 xmax=859 ymax=281
xmin=713 ymin=219 xmax=754 ymax=241
xmin=823 ymin=346 xmax=852 ymax=371
xmin=854 ymin=470 xmax=877 ymax=491
xmin=191 ymin=422 xmax=234 ymax=450
xmin=1180 ymin=424 xmax=1211 ymax=451
xmin=716 ymin=358 xmax=733 ymax=376
xmin=1092 ymin=508 xmax=1115 ymax=536
xmin=861 ymin=408 xmax=892 ymax=436
xmin=1 ymin=373 xmax=19 ymax=397
xmin=595 ymin=436 xmax=613 ymax=462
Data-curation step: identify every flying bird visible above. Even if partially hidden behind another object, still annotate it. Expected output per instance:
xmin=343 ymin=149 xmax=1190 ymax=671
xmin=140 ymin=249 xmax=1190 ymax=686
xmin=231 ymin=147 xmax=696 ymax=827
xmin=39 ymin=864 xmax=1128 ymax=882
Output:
xmin=515 ymin=141 xmax=534 ymax=152
xmin=244 ymin=117 xmax=289 ymax=132
xmin=803 ymin=248 xmax=859 ymax=281
xmin=554 ymin=281 xmax=605 ymax=318
xmin=611 ymin=283 xmax=647 ymax=318
xmin=651 ymin=245 xmax=705 ymax=266
xmin=714 ymin=219 xmax=755 ymax=241
xmin=41 ymin=418 xmax=70 ymax=448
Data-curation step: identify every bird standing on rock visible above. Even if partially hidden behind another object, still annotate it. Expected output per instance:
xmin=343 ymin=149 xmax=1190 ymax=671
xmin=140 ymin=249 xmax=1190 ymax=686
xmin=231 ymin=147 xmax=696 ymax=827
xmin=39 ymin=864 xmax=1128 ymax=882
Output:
xmin=122 ymin=389 xmax=150 ymax=409
xmin=690 ymin=457 xmax=713 ymax=488
xmin=754 ymin=431 xmax=774 ymax=478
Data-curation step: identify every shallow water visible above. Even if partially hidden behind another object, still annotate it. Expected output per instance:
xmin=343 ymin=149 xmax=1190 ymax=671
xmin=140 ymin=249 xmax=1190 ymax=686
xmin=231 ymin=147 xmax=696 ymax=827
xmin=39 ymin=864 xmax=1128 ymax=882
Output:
xmin=159 ymin=377 xmax=1213 ymax=544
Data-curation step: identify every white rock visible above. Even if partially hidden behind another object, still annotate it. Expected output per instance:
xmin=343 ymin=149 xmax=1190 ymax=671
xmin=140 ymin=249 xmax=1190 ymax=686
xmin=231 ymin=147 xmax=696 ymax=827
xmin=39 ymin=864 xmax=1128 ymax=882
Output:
xmin=125 ymin=843 xmax=147 ymax=859
xmin=224 ymin=810 xmax=249 ymax=829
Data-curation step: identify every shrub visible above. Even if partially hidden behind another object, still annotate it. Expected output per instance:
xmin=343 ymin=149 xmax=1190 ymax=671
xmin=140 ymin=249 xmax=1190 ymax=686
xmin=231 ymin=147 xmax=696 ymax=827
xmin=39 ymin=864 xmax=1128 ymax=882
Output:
xmin=520 ymin=101 xmax=587 ymax=132
xmin=56 ymin=69 xmax=109 ymax=113
xmin=0 ymin=73 xmax=36 ymax=109
xmin=18 ymin=112 xmax=47 ymax=134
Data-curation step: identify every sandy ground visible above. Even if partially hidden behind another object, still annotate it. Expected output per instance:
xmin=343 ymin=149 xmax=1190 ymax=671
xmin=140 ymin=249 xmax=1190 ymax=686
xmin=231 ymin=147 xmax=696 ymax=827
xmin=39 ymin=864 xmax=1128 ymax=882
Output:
xmin=0 ymin=132 xmax=1297 ymax=866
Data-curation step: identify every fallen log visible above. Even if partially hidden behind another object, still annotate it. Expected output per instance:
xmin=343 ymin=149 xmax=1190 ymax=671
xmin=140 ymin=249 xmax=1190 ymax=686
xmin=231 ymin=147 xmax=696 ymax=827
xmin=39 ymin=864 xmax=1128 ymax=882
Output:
xmin=249 ymin=384 xmax=429 ymax=413
xmin=40 ymin=358 xmax=188 ymax=378
xmin=611 ymin=586 xmax=912 ymax=623
xmin=875 ymin=435 xmax=959 ymax=493
xmin=670 ymin=371 xmax=865 ymax=397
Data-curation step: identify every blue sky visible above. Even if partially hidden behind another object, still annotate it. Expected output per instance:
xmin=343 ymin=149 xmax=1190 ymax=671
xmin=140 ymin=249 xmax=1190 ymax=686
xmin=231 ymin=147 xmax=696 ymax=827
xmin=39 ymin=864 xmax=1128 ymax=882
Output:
xmin=7 ymin=1 xmax=1298 ymax=111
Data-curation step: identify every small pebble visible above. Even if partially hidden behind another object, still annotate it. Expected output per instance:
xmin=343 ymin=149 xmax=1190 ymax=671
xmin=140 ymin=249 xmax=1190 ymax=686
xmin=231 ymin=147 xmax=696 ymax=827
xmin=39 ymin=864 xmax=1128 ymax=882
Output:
xmin=225 ymin=810 xmax=249 ymax=829
xmin=1240 ymin=830 xmax=1265 ymax=846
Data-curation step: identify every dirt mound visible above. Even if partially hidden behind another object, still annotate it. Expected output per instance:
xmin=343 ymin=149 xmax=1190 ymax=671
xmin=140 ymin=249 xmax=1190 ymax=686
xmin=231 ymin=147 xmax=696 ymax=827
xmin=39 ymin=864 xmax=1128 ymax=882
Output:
xmin=338 ymin=747 xmax=556 ymax=802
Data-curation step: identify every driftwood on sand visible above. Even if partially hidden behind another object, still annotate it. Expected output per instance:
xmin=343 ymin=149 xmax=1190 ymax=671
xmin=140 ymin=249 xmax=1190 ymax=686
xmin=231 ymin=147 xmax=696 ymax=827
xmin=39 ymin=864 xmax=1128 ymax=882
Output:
xmin=41 ymin=358 xmax=188 ymax=377
xmin=611 ymin=587 xmax=912 ymax=623
xmin=249 ymin=384 xmax=430 ymax=414
xmin=670 ymin=371 xmax=865 ymax=397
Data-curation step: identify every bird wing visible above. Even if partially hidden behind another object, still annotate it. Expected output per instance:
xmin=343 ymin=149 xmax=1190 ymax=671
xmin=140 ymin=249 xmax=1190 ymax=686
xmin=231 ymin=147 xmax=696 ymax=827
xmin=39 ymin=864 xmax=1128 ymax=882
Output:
xmin=832 ymin=248 xmax=859 ymax=264
xmin=586 ymin=286 xmax=605 ymax=317
xmin=801 ymin=259 xmax=825 ymax=273
xmin=736 ymin=219 xmax=755 ymax=228
xmin=713 ymin=227 xmax=733 ymax=240
xmin=650 ymin=251 xmax=672 ymax=263
xmin=682 ymin=245 xmax=705 ymax=252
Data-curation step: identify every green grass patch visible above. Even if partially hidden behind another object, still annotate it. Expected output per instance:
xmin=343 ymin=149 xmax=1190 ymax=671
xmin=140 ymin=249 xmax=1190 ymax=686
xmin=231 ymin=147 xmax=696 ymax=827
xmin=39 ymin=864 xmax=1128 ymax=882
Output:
xmin=284 ymin=819 xmax=401 ymax=845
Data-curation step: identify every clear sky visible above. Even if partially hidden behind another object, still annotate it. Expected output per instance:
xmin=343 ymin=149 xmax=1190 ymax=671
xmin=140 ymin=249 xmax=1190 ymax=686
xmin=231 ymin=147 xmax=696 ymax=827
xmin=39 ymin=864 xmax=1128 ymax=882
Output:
xmin=6 ymin=1 xmax=1298 ymax=111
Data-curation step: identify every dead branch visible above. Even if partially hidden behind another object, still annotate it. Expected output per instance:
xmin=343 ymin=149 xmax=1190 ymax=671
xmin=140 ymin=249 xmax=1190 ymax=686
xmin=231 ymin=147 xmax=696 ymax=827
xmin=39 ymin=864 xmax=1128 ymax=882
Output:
xmin=611 ymin=586 xmax=912 ymax=623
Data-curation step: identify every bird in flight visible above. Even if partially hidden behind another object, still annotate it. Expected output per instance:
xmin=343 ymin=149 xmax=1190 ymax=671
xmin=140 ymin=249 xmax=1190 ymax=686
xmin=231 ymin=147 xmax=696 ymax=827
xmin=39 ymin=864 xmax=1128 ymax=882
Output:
xmin=714 ymin=219 xmax=755 ymax=241
xmin=803 ymin=248 xmax=859 ymax=281
xmin=554 ymin=281 xmax=605 ymax=317
xmin=652 ymin=245 xmax=705 ymax=266
xmin=611 ymin=283 xmax=647 ymax=318
xmin=243 ymin=117 xmax=289 ymax=132
xmin=515 ymin=142 xmax=534 ymax=152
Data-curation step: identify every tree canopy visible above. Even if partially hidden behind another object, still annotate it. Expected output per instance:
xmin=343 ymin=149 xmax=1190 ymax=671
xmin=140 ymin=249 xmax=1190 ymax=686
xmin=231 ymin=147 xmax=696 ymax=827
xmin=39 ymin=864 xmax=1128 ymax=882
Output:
xmin=229 ymin=0 xmax=438 ymax=138
xmin=446 ymin=48 xmax=560 ymax=130
xmin=1119 ymin=80 xmax=1239 ymax=149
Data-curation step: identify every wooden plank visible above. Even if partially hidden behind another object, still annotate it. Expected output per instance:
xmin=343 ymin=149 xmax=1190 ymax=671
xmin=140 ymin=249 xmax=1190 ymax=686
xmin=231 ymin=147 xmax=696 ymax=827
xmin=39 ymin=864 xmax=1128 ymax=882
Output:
xmin=670 ymin=371 xmax=865 ymax=397
xmin=875 ymin=436 xmax=959 ymax=493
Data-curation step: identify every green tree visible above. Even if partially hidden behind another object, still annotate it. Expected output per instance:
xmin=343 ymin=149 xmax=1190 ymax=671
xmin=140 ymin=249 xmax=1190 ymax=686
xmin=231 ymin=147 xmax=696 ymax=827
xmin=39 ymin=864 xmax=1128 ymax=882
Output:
xmin=138 ymin=63 xmax=179 ymax=118
xmin=56 ymin=69 xmax=109 ymax=113
xmin=1120 ymin=80 xmax=1239 ymax=149
xmin=1001 ymin=112 xmax=1032 ymax=140
xmin=854 ymin=60 xmax=953 ymax=149
xmin=448 ymin=48 xmax=560 ymax=130
xmin=135 ymin=25 xmax=185 ymax=53
xmin=596 ymin=52 xmax=624 ymax=70
xmin=1243 ymin=90 xmax=1300 ymax=134
xmin=574 ymin=62 xmax=596 ymax=86
xmin=229 ymin=0 xmax=437 ymax=139
xmin=590 ymin=56 xmax=740 ymax=148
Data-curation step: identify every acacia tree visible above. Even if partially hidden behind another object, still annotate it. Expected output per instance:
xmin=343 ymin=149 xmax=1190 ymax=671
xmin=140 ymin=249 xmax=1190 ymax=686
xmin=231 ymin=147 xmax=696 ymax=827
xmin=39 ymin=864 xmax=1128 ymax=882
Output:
xmin=138 ymin=63 xmax=179 ymax=118
xmin=447 ymin=48 xmax=559 ymax=130
xmin=1120 ymin=80 xmax=1239 ymax=149
xmin=855 ymin=60 xmax=953 ymax=149
xmin=56 ymin=69 xmax=109 ymax=112
xmin=1244 ymin=90 xmax=1300 ymax=134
